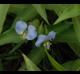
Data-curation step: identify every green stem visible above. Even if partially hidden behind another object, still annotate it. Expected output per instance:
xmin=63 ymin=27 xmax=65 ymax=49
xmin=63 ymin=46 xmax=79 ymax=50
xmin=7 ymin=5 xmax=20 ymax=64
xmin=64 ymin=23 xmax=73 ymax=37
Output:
xmin=8 ymin=41 xmax=24 ymax=54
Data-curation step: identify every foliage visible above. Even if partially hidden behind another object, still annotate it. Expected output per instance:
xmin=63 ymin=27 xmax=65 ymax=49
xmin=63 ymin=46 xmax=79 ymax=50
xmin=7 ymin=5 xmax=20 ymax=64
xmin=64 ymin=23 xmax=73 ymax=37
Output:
xmin=0 ymin=4 xmax=80 ymax=71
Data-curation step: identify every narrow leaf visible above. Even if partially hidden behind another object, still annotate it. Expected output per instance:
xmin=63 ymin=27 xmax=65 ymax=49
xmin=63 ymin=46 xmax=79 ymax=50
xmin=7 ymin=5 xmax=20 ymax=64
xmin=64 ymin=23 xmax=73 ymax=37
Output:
xmin=72 ymin=16 xmax=80 ymax=42
xmin=0 ymin=4 xmax=10 ymax=33
xmin=11 ymin=5 xmax=37 ymax=29
xmin=54 ymin=4 xmax=80 ymax=25
xmin=45 ymin=4 xmax=69 ymax=16
xmin=9 ymin=4 xmax=29 ymax=15
xmin=68 ymin=43 xmax=80 ymax=57
xmin=54 ymin=27 xmax=78 ymax=43
xmin=48 ymin=21 xmax=72 ymax=34
xmin=22 ymin=53 xmax=41 ymax=71
xmin=19 ymin=47 xmax=45 ymax=71
xmin=45 ymin=49 xmax=65 ymax=71
xmin=0 ymin=29 xmax=22 ymax=46
xmin=62 ymin=59 xmax=80 ymax=71
xmin=32 ymin=4 xmax=49 ymax=25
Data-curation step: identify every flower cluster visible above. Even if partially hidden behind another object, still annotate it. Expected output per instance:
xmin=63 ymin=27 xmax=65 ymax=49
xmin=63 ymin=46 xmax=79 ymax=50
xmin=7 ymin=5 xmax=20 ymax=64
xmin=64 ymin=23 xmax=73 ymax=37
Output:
xmin=35 ymin=31 xmax=56 ymax=47
xmin=15 ymin=20 xmax=56 ymax=48
xmin=15 ymin=20 xmax=37 ymax=40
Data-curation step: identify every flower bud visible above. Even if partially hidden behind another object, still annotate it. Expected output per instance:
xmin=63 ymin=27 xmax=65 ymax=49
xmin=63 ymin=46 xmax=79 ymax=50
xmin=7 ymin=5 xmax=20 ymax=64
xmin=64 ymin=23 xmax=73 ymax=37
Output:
xmin=43 ymin=41 xmax=51 ymax=50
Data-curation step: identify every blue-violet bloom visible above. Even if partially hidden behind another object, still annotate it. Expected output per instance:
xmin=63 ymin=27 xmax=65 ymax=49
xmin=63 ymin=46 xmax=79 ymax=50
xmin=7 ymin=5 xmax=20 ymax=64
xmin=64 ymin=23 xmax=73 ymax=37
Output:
xmin=35 ymin=35 xmax=47 ymax=47
xmin=25 ymin=25 xmax=37 ymax=40
xmin=47 ymin=31 xmax=56 ymax=40
xmin=15 ymin=21 xmax=27 ymax=35
xmin=35 ymin=31 xmax=56 ymax=47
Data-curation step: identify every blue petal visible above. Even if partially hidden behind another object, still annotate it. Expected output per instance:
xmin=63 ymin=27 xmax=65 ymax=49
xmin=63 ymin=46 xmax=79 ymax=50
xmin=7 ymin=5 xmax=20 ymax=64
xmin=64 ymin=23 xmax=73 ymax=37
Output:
xmin=35 ymin=35 xmax=47 ymax=47
xmin=26 ymin=25 xmax=37 ymax=40
xmin=28 ymin=24 xmax=36 ymax=31
xmin=47 ymin=31 xmax=56 ymax=40
xmin=15 ymin=21 xmax=27 ymax=35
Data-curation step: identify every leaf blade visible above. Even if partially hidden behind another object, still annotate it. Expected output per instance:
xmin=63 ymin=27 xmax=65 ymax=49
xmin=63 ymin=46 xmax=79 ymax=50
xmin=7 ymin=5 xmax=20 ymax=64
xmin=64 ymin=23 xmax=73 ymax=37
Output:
xmin=0 ymin=4 xmax=10 ymax=33
xmin=22 ymin=53 xmax=41 ymax=71
xmin=62 ymin=59 xmax=80 ymax=71
xmin=32 ymin=4 xmax=49 ymax=25
xmin=45 ymin=49 xmax=65 ymax=71
xmin=53 ymin=4 xmax=80 ymax=25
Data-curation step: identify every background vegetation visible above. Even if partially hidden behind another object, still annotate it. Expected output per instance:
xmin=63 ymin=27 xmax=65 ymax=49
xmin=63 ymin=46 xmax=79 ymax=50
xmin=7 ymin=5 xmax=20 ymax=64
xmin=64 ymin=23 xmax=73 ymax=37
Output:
xmin=0 ymin=4 xmax=80 ymax=71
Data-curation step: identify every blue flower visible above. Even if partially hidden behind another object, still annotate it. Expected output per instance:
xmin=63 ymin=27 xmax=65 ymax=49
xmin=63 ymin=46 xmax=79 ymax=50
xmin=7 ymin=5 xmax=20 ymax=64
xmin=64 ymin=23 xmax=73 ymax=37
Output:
xmin=35 ymin=31 xmax=56 ymax=47
xmin=28 ymin=24 xmax=36 ymax=31
xmin=15 ymin=20 xmax=37 ymax=40
xmin=35 ymin=35 xmax=47 ymax=47
xmin=15 ymin=20 xmax=56 ymax=48
xmin=47 ymin=31 xmax=56 ymax=40
xmin=15 ymin=21 xmax=27 ymax=35
xmin=25 ymin=25 xmax=37 ymax=40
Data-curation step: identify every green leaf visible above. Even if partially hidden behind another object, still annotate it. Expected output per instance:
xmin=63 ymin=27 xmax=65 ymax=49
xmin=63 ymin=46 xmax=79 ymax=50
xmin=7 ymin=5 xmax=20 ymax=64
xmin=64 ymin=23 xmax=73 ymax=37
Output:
xmin=47 ymin=21 xmax=78 ymax=43
xmin=9 ymin=4 xmax=29 ymax=15
xmin=68 ymin=43 xmax=80 ymax=57
xmin=31 ymin=19 xmax=40 ymax=29
xmin=28 ymin=21 xmax=45 ymax=65
xmin=54 ymin=27 xmax=78 ymax=43
xmin=62 ymin=59 xmax=80 ymax=71
xmin=48 ymin=21 xmax=72 ymax=34
xmin=11 ymin=5 xmax=38 ymax=29
xmin=32 ymin=4 xmax=49 ymax=25
xmin=44 ymin=24 xmax=49 ymax=35
xmin=22 ymin=53 xmax=41 ymax=71
xmin=4 ymin=55 xmax=20 ymax=60
xmin=72 ymin=16 xmax=80 ymax=42
xmin=18 ymin=63 xmax=26 ymax=71
xmin=45 ymin=49 xmax=65 ymax=71
xmin=0 ymin=29 xmax=22 ymax=46
xmin=54 ymin=4 xmax=80 ymax=25
xmin=28 ymin=47 xmax=45 ymax=65
xmin=38 ymin=22 xmax=44 ymax=34
xmin=8 ymin=41 xmax=24 ymax=54
xmin=3 ymin=52 xmax=20 ymax=60
xmin=18 ymin=47 xmax=45 ymax=71
xmin=45 ymin=4 xmax=69 ymax=16
xmin=0 ymin=4 xmax=10 ymax=33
